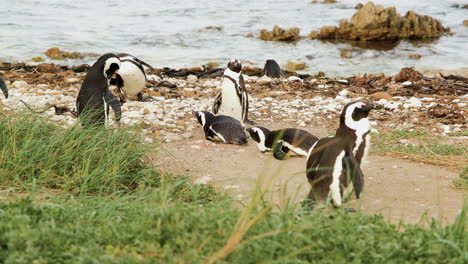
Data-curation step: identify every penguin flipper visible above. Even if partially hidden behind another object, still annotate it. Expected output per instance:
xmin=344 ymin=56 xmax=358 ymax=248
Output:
xmin=272 ymin=141 xmax=288 ymax=160
xmin=0 ymin=78 xmax=8 ymax=99
xmin=103 ymin=88 xmax=122 ymax=122
xmin=212 ymin=92 xmax=222 ymax=114
xmin=344 ymin=151 xmax=364 ymax=199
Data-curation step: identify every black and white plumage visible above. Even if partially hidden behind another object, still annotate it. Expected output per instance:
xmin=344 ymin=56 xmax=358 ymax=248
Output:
xmin=76 ymin=53 xmax=122 ymax=127
xmin=261 ymin=59 xmax=283 ymax=78
xmin=0 ymin=77 xmax=8 ymax=99
xmin=110 ymin=53 xmax=155 ymax=102
xmin=305 ymin=101 xmax=374 ymax=207
xmin=193 ymin=111 xmax=248 ymax=145
xmin=212 ymin=59 xmax=249 ymax=124
xmin=247 ymin=126 xmax=318 ymax=160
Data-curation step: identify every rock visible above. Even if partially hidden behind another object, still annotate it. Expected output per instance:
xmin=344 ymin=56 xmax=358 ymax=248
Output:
xmin=408 ymin=54 xmax=422 ymax=59
xmin=463 ymin=20 xmax=468 ymax=27
xmin=12 ymin=80 xmax=30 ymax=89
xmin=286 ymin=62 xmax=307 ymax=71
xmin=316 ymin=71 xmax=326 ymax=78
xmin=287 ymin=76 xmax=302 ymax=81
xmin=183 ymin=88 xmax=195 ymax=97
xmin=246 ymin=33 xmax=254 ymax=38
xmin=194 ymin=176 xmax=212 ymax=185
xmin=408 ymin=97 xmax=422 ymax=107
xmin=312 ymin=2 xmax=448 ymax=40
xmin=204 ymin=62 xmax=220 ymax=67
xmin=370 ymin=92 xmax=393 ymax=101
xmin=394 ymin=67 xmax=423 ymax=82
xmin=31 ymin=56 xmax=45 ymax=62
xmin=203 ymin=26 xmax=222 ymax=31
xmin=340 ymin=49 xmax=353 ymax=58
xmin=36 ymin=63 xmax=60 ymax=73
xmin=355 ymin=3 xmax=363 ymax=9
xmin=259 ymin=25 xmax=301 ymax=42
xmin=323 ymin=0 xmax=337 ymax=3
xmin=187 ymin=74 xmax=198 ymax=83
xmin=65 ymin=78 xmax=80 ymax=83
xmin=143 ymin=108 xmax=150 ymax=115
xmin=45 ymin=47 xmax=95 ymax=60
xmin=309 ymin=31 xmax=319 ymax=39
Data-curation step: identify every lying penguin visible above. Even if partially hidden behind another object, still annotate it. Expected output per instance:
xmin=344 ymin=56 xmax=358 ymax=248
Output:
xmin=193 ymin=111 xmax=247 ymax=145
xmin=110 ymin=53 xmax=155 ymax=102
xmin=212 ymin=59 xmax=250 ymax=124
xmin=0 ymin=77 xmax=8 ymax=99
xmin=306 ymin=101 xmax=374 ymax=208
xmin=76 ymin=53 xmax=122 ymax=127
xmin=247 ymin=126 xmax=318 ymax=160
xmin=261 ymin=60 xmax=283 ymax=78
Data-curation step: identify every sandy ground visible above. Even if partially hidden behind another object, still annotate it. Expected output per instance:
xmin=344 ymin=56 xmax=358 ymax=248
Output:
xmin=153 ymin=122 xmax=464 ymax=225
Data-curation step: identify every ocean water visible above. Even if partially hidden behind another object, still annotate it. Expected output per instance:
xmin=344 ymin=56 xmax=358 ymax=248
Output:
xmin=0 ymin=0 xmax=467 ymax=76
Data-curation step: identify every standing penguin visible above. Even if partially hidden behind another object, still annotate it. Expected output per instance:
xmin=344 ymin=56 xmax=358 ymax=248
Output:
xmin=247 ymin=126 xmax=318 ymax=160
xmin=212 ymin=59 xmax=250 ymax=124
xmin=193 ymin=111 xmax=247 ymax=145
xmin=76 ymin=53 xmax=122 ymax=127
xmin=305 ymin=101 xmax=374 ymax=208
xmin=110 ymin=53 xmax=155 ymax=102
xmin=0 ymin=77 xmax=8 ymax=99
xmin=261 ymin=59 xmax=283 ymax=78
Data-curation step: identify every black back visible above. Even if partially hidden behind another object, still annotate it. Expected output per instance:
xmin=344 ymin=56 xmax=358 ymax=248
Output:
xmin=194 ymin=111 xmax=247 ymax=145
xmin=306 ymin=102 xmax=374 ymax=206
xmin=262 ymin=60 xmax=283 ymax=78
xmin=76 ymin=53 xmax=121 ymax=127
xmin=267 ymin=128 xmax=318 ymax=151
xmin=0 ymin=77 xmax=8 ymax=99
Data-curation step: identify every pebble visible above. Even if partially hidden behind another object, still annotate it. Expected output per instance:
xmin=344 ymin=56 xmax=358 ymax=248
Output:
xmin=187 ymin=74 xmax=198 ymax=83
xmin=12 ymin=80 xmax=30 ymax=89
xmin=194 ymin=176 xmax=212 ymax=185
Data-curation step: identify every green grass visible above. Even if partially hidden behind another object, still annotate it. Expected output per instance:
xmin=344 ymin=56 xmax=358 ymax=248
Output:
xmin=372 ymin=129 xmax=467 ymax=156
xmin=0 ymin=114 xmax=467 ymax=263
xmin=454 ymin=167 xmax=468 ymax=189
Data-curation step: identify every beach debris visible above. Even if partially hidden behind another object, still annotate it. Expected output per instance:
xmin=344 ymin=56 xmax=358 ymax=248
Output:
xmin=394 ymin=67 xmax=423 ymax=82
xmin=311 ymin=2 xmax=449 ymax=40
xmin=259 ymin=25 xmax=301 ymax=42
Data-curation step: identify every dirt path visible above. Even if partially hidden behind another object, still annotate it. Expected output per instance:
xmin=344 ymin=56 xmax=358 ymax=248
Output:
xmin=152 ymin=124 xmax=464 ymax=225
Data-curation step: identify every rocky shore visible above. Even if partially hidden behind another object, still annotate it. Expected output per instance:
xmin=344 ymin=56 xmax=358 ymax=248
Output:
xmin=0 ymin=63 xmax=466 ymax=144
xmin=258 ymin=2 xmax=450 ymax=42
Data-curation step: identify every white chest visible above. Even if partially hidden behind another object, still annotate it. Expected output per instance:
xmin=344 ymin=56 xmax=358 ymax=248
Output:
xmin=119 ymin=62 xmax=146 ymax=96
xmin=219 ymin=78 xmax=242 ymax=120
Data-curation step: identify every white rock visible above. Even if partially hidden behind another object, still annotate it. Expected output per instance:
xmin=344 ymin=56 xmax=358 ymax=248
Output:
xmin=12 ymin=80 xmax=30 ymax=89
xmin=408 ymin=97 xmax=422 ymax=108
xmin=194 ymin=176 xmax=212 ymax=185
xmin=187 ymin=74 xmax=198 ymax=83
xmin=402 ymin=81 xmax=412 ymax=86
xmin=65 ymin=78 xmax=80 ymax=83
xmin=299 ymin=121 xmax=306 ymax=127
xmin=338 ymin=79 xmax=348 ymax=84
xmin=287 ymin=76 xmax=301 ymax=82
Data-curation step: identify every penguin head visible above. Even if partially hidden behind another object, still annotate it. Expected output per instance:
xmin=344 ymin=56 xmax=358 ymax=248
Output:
xmin=227 ymin=59 xmax=242 ymax=73
xmin=340 ymin=101 xmax=374 ymax=132
xmin=101 ymin=54 xmax=121 ymax=80
xmin=247 ymin=126 xmax=270 ymax=152
xmin=192 ymin=110 xmax=214 ymax=127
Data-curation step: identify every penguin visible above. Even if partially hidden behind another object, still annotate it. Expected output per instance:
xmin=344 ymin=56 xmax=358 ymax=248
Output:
xmin=212 ymin=59 xmax=250 ymax=124
xmin=110 ymin=53 xmax=155 ymax=102
xmin=305 ymin=101 xmax=374 ymax=208
xmin=193 ymin=111 xmax=248 ymax=145
xmin=261 ymin=59 xmax=283 ymax=78
xmin=76 ymin=53 xmax=122 ymax=127
xmin=247 ymin=126 xmax=318 ymax=160
xmin=0 ymin=77 xmax=8 ymax=99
